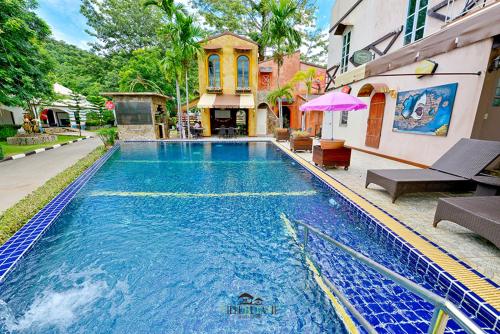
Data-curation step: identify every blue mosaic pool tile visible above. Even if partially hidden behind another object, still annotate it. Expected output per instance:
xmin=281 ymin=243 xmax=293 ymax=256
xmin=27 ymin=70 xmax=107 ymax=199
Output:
xmin=273 ymin=142 xmax=499 ymax=333
xmin=0 ymin=145 xmax=119 ymax=283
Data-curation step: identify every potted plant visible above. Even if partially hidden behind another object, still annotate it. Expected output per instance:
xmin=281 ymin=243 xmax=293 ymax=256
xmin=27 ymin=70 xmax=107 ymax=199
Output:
xmin=274 ymin=128 xmax=289 ymax=141
xmin=290 ymin=130 xmax=313 ymax=152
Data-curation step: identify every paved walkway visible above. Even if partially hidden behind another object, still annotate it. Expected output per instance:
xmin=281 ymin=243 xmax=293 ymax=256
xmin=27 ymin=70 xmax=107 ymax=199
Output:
xmin=282 ymin=141 xmax=500 ymax=284
xmin=0 ymin=137 xmax=102 ymax=214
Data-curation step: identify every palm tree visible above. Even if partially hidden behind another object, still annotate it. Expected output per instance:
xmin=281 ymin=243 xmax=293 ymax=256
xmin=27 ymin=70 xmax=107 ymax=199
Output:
xmin=291 ymin=67 xmax=317 ymax=130
xmin=175 ymin=13 xmax=203 ymax=138
xmin=267 ymin=84 xmax=293 ymax=111
xmin=143 ymin=0 xmax=178 ymax=19
xmin=144 ymin=1 xmax=187 ymax=137
xmin=291 ymin=67 xmax=317 ymax=100
xmin=263 ymin=0 xmax=302 ymax=128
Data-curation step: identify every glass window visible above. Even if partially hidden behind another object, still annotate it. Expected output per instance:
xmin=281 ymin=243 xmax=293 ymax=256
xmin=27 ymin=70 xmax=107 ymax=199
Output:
xmin=404 ymin=0 xmax=428 ymax=45
xmin=341 ymin=31 xmax=351 ymax=73
xmin=208 ymin=54 xmax=221 ymax=88
xmin=340 ymin=110 xmax=348 ymax=126
xmin=237 ymin=56 xmax=250 ymax=88
xmin=493 ymin=78 xmax=500 ymax=107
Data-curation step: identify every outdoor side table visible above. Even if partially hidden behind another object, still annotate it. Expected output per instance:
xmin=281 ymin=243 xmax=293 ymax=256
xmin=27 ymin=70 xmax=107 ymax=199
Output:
xmin=312 ymin=145 xmax=351 ymax=170
xmin=472 ymin=176 xmax=500 ymax=196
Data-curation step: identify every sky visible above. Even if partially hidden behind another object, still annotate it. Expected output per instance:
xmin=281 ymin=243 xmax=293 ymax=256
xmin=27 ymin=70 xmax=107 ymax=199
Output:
xmin=37 ymin=0 xmax=335 ymax=51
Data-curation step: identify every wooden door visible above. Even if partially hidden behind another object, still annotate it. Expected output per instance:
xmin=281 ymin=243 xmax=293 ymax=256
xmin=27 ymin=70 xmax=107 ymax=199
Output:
xmin=365 ymin=93 xmax=386 ymax=148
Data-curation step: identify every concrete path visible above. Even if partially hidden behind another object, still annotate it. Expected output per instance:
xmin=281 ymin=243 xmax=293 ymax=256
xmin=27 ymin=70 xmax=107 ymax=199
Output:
xmin=0 ymin=137 xmax=102 ymax=214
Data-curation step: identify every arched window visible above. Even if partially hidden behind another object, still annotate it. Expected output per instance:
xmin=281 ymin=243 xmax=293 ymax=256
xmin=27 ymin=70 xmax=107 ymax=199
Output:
xmin=237 ymin=55 xmax=250 ymax=88
xmin=208 ymin=54 xmax=221 ymax=88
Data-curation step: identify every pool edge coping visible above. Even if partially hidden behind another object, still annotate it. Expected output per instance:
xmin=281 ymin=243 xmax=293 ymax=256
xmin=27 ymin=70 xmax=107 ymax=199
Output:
xmin=0 ymin=144 xmax=120 ymax=283
xmin=271 ymin=141 xmax=499 ymax=329
xmin=0 ymin=139 xmax=497 ymax=330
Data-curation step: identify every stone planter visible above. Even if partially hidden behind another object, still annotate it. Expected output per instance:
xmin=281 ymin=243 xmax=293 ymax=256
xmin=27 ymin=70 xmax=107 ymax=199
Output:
xmin=290 ymin=136 xmax=313 ymax=152
xmin=7 ymin=134 xmax=57 ymax=146
xmin=274 ymin=128 xmax=289 ymax=141
xmin=320 ymin=139 xmax=345 ymax=150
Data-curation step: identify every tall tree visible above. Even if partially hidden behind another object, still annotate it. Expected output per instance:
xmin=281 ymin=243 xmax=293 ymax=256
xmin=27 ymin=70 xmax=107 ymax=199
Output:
xmin=81 ymin=0 xmax=164 ymax=55
xmin=46 ymin=39 xmax=107 ymax=100
xmin=263 ymin=0 xmax=302 ymax=128
xmin=191 ymin=0 xmax=318 ymax=61
xmin=144 ymin=1 xmax=187 ymax=137
xmin=0 ymin=0 xmax=54 ymax=108
xmin=175 ymin=14 xmax=204 ymax=138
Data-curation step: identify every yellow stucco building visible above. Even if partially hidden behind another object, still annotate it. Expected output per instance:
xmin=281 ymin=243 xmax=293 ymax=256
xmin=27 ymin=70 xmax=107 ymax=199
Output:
xmin=197 ymin=32 xmax=258 ymax=136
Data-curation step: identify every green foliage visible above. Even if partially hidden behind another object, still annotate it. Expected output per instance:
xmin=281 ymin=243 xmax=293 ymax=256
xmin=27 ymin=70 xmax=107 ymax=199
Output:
xmin=86 ymin=110 xmax=115 ymax=126
xmin=0 ymin=125 xmax=20 ymax=141
xmin=0 ymin=147 xmax=106 ymax=245
xmin=263 ymin=0 xmax=302 ymax=69
xmin=97 ymin=127 xmax=117 ymax=147
xmin=291 ymin=130 xmax=310 ymax=138
xmin=0 ymin=145 xmax=3 ymax=160
xmin=45 ymin=39 xmax=109 ymax=100
xmin=267 ymin=84 xmax=294 ymax=105
xmin=119 ymin=48 xmax=173 ymax=95
xmin=191 ymin=0 xmax=318 ymax=62
xmin=80 ymin=0 xmax=164 ymax=55
xmin=0 ymin=0 xmax=54 ymax=107
xmin=291 ymin=67 xmax=317 ymax=96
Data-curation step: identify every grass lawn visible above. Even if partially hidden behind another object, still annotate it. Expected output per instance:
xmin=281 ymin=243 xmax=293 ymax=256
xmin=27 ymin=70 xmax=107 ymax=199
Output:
xmin=0 ymin=135 xmax=85 ymax=157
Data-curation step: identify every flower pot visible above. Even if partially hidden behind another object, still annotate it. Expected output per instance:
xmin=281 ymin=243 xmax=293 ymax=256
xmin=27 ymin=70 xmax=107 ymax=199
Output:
xmin=274 ymin=128 xmax=289 ymax=141
xmin=320 ymin=139 xmax=345 ymax=150
xmin=290 ymin=136 xmax=313 ymax=152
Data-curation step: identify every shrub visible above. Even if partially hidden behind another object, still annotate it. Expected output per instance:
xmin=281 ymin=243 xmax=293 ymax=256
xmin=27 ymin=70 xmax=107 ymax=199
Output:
xmin=97 ymin=127 xmax=117 ymax=147
xmin=0 ymin=125 xmax=20 ymax=141
xmin=0 ymin=146 xmax=3 ymax=160
xmin=291 ymin=130 xmax=311 ymax=138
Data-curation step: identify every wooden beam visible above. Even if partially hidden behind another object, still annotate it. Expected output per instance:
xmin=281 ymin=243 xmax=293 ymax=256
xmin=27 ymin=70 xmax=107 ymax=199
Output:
xmin=329 ymin=0 xmax=365 ymax=33
xmin=427 ymin=0 xmax=449 ymax=22
xmin=345 ymin=145 xmax=429 ymax=168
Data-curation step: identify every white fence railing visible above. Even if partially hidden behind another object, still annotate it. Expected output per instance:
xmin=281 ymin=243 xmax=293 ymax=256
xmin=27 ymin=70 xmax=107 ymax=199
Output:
xmin=444 ymin=0 xmax=495 ymax=23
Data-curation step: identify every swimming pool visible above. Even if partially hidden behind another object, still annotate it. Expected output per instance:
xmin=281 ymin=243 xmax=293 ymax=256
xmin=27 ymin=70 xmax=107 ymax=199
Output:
xmin=0 ymin=142 xmax=495 ymax=333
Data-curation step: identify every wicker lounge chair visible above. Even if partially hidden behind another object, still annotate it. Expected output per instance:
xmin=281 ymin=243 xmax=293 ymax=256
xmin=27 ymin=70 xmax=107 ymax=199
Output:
xmin=433 ymin=196 xmax=500 ymax=248
xmin=365 ymin=139 xmax=500 ymax=202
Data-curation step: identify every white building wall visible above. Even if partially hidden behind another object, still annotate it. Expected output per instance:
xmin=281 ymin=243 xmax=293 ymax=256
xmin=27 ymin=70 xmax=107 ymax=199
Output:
xmin=328 ymin=39 xmax=492 ymax=166
xmin=325 ymin=0 xmax=496 ymax=165
xmin=327 ymin=0 xmax=470 ymax=71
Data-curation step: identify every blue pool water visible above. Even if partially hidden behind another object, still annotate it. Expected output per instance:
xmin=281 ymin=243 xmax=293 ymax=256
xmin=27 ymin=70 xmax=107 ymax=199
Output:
xmin=0 ymin=142 xmax=488 ymax=333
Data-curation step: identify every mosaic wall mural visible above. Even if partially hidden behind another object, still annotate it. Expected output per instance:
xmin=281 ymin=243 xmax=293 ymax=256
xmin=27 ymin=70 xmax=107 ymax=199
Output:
xmin=393 ymin=83 xmax=458 ymax=136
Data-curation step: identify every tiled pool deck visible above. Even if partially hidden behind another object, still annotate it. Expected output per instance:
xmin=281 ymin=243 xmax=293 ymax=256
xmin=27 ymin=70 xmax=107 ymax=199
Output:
xmin=0 ymin=139 xmax=498 ymax=333
xmin=279 ymin=141 xmax=500 ymax=284
xmin=275 ymin=140 xmax=499 ymax=332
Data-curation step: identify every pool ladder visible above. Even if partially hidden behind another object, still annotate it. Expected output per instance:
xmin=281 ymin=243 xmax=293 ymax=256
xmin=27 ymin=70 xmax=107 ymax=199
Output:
xmin=293 ymin=220 xmax=485 ymax=334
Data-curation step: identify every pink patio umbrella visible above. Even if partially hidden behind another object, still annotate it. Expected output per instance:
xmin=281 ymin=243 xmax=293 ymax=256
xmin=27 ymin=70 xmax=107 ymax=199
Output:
xmin=299 ymin=91 xmax=367 ymax=112
xmin=299 ymin=91 xmax=367 ymax=139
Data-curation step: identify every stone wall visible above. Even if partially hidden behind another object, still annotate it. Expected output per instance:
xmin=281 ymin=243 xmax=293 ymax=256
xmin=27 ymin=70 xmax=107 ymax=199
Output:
xmin=117 ymin=125 xmax=156 ymax=141
xmin=7 ymin=135 xmax=57 ymax=145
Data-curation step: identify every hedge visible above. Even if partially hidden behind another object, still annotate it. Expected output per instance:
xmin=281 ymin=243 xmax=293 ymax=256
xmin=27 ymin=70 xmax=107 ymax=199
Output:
xmin=0 ymin=146 xmax=106 ymax=245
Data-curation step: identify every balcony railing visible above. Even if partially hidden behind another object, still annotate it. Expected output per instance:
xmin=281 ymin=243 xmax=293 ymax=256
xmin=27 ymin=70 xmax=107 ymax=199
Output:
xmin=207 ymin=86 xmax=222 ymax=94
xmin=444 ymin=0 xmax=494 ymax=23
xmin=236 ymin=87 xmax=251 ymax=94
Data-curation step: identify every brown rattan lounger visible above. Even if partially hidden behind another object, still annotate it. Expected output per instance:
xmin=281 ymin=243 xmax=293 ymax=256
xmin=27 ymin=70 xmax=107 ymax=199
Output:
xmin=365 ymin=139 xmax=500 ymax=202
xmin=433 ymin=196 xmax=500 ymax=248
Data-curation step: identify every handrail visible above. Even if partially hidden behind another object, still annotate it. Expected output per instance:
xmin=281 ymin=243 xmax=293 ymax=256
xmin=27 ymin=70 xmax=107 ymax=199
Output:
xmin=293 ymin=220 xmax=485 ymax=334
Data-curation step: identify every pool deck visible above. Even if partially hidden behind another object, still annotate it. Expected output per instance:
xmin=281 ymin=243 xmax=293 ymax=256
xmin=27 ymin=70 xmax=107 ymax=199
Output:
xmin=276 ymin=140 xmax=500 ymax=286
